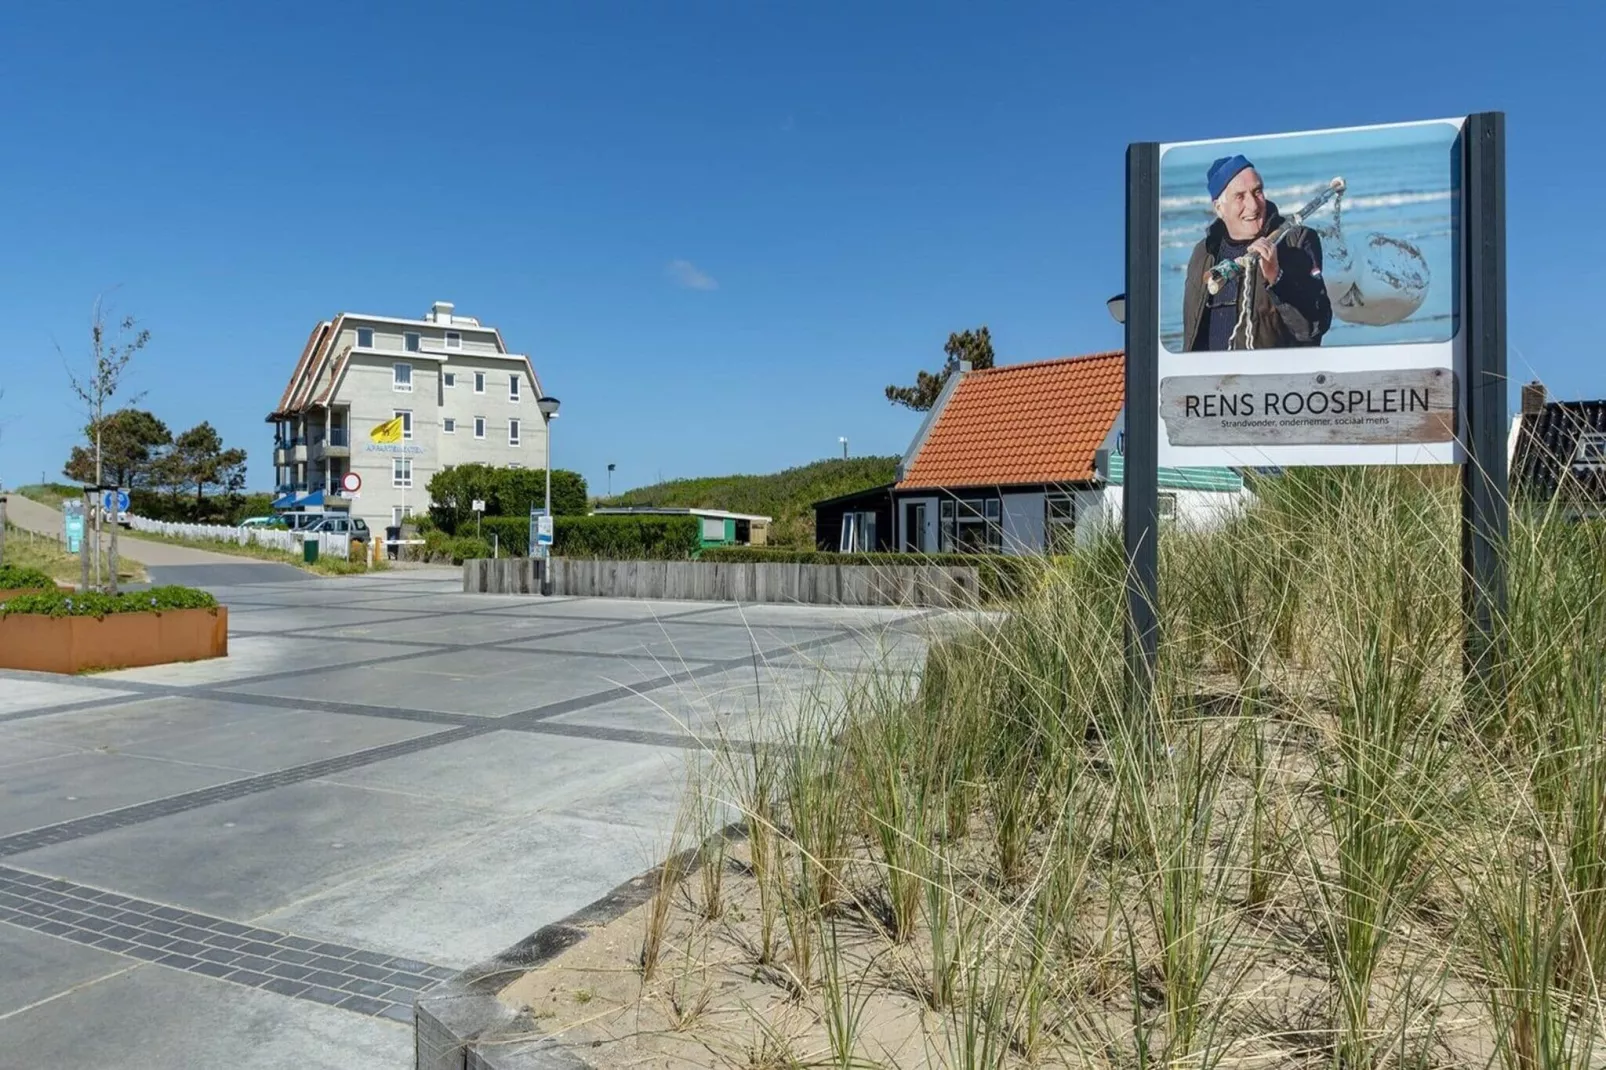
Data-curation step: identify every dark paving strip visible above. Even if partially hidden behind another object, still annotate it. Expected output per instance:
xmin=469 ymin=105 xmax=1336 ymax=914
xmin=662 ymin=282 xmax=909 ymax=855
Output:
xmin=0 ymin=865 xmax=450 ymax=1024
xmin=525 ymin=720 xmax=761 ymax=754
xmin=0 ymin=725 xmax=490 ymax=858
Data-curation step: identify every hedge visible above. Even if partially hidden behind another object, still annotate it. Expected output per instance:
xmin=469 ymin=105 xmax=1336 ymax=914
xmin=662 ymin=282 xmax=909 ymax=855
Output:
xmin=478 ymin=514 xmax=702 ymax=560
xmin=0 ymin=585 xmax=218 ymax=619
xmin=697 ymin=547 xmax=1047 ymax=601
xmin=0 ymin=565 xmax=57 ymax=591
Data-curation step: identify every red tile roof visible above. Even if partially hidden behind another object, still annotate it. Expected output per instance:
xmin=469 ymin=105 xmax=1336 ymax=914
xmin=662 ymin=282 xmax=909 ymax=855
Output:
xmin=897 ymin=352 xmax=1125 ymax=490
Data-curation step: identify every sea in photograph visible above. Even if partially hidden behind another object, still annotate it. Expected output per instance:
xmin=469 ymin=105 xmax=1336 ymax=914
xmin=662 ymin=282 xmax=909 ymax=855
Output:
xmin=1159 ymin=121 xmax=1459 ymax=353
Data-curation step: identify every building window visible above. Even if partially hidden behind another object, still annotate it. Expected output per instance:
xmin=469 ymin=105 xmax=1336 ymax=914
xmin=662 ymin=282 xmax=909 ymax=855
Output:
xmin=393 ymin=363 xmax=413 ymax=392
xmin=474 ymin=416 xmax=486 ymax=439
xmin=1575 ymin=430 xmax=1606 ymax=470
xmin=393 ymin=409 xmax=413 ymax=440
xmin=392 ymin=457 xmax=413 ymax=488
xmin=840 ymin=510 xmax=877 ymax=552
xmin=1045 ymin=494 xmax=1077 ymax=553
xmin=1158 ymin=492 xmax=1178 ymax=521
xmin=357 ymin=327 xmax=375 ymax=348
xmin=509 ymin=418 xmax=521 ymax=446
xmin=508 ymin=463 xmax=522 ymax=469
xmin=939 ymin=496 xmax=1001 ymax=553
xmin=473 ymin=371 xmax=485 ymax=394
xmin=446 ymin=331 xmax=462 ymax=350
xmin=509 ymin=375 xmax=521 ymax=402
xmin=443 ymin=417 xmax=456 ymax=434
xmin=404 ymin=332 xmax=420 ymax=352
xmin=443 ymin=371 xmax=456 ymax=388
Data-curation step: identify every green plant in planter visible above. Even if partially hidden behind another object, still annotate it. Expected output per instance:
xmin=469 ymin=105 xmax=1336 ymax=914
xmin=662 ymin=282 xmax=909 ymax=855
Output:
xmin=0 ymin=565 xmax=56 ymax=591
xmin=0 ymin=585 xmax=218 ymax=618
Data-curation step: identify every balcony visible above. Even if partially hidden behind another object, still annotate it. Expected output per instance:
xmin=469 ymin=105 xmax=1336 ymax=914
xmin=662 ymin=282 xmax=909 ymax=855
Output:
xmin=309 ymin=427 xmax=350 ymax=461
xmin=274 ymin=436 xmax=308 ymax=466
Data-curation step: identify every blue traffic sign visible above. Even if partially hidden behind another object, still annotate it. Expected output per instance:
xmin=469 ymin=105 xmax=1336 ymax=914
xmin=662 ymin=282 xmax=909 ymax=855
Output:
xmin=102 ymin=490 xmax=130 ymax=513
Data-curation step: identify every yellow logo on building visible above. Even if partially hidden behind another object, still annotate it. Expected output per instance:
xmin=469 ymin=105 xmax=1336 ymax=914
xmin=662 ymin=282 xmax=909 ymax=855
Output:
xmin=369 ymin=417 xmax=405 ymax=444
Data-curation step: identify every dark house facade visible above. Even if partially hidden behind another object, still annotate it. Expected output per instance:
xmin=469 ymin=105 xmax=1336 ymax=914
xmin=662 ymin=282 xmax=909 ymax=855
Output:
xmin=1511 ymin=381 xmax=1606 ymax=519
xmin=812 ymin=484 xmax=896 ymax=552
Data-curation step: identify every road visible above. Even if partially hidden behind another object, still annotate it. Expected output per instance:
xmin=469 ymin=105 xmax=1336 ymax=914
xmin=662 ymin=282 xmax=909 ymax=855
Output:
xmin=0 ymin=568 xmax=933 ymax=1068
xmin=3 ymin=493 xmax=312 ymax=586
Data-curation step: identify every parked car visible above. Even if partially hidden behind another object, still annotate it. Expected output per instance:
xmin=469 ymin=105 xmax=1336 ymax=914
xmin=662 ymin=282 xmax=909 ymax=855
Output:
xmin=239 ymin=516 xmax=286 ymax=529
xmin=301 ymin=516 xmax=370 ymax=538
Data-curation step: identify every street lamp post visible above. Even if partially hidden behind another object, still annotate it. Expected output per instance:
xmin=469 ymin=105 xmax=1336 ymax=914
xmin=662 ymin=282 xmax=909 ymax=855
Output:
xmin=537 ymin=395 xmax=561 ymax=596
xmin=607 ymin=462 xmax=616 ymax=496
xmin=839 ymin=436 xmax=848 ymax=460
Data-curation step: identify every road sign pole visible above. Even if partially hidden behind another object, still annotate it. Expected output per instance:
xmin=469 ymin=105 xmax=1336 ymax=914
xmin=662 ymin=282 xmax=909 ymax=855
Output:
xmin=108 ymin=489 xmax=119 ymax=595
xmin=1124 ymin=141 xmax=1162 ymax=729
xmin=1461 ymin=111 xmax=1509 ymax=715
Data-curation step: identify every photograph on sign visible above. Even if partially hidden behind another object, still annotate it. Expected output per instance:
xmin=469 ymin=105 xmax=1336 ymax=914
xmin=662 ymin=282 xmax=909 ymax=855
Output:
xmin=1155 ymin=117 xmax=1465 ymax=468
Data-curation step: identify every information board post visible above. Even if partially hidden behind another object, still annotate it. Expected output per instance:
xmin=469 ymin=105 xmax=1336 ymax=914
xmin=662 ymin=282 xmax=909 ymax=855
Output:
xmin=1123 ymin=141 xmax=1162 ymax=722
xmin=1461 ymin=111 xmax=1509 ymax=709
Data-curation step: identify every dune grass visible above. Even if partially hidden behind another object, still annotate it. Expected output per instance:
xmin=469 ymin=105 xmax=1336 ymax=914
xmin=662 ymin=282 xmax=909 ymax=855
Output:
xmin=523 ymin=470 xmax=1606 ymax=1069
xmin=1 ymin=523 xmax=147 ymax=586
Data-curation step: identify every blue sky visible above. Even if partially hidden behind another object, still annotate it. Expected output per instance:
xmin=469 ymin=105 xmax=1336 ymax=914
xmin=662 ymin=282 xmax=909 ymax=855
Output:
xmin=1 ymin=1 xmax=1601 ymax=494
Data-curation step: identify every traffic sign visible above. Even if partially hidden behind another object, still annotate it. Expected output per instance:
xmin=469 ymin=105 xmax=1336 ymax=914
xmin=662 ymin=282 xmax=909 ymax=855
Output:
xmin=341 ymin=472 xmax=362 ymax=493
xmin=472 ymin=499 xmax=486 ymax=513
xmin=102 ymin=490 xmax=130 ymax=513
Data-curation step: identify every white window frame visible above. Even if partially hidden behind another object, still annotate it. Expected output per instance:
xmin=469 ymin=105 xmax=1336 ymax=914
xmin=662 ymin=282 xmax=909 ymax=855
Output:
xmin=393 ymin=409 xmax=413 ymax=440
xmin=392 ymin=506 xmax=405 ymax=526
xmin=393 ymin=363 xmax=413 ymax=392
xmin=357 ymin=327 xmax=375 ymax=348
xmin=1574 ymin=430 xmax=1606 ymax=470
xmin=392 ymin=457 xmax=413 ymax=488
xmin=474 ymin=416 xmax=486 ymax=439
xmin=443 ymin=417 xmax=456 ymax=434
xmin=509 ymin=375 xmax=521 ymax=402
xmin=404 ymin=332 xmax=420 ymax=352
xmin=1158 ymin=492 xmax=1178 ymax=521
xmin=473 ymin=371 xmax=485 ymax=394
xmin=1044 ymin=493 xmax=1077 ymax=553
xmin=446 ymin=331 xmax=462 ymax=350
xmin=509 ymin=418 xmax=521 ymax=447
xmin=443 ymin=371 xmax=456 ymax=388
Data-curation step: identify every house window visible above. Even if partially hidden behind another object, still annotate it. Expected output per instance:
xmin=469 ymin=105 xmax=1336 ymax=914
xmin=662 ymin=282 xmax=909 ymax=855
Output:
xmin=940 ymin=496 xmax=1001 ymax=553
xmin=1575 ymin=430 xmax=1606 ymax=470
xmin=443 ymin=417 xmax=456 ymax=434
xmin=443 ymin=371 xmax=456 ymax=388
xmin=392 ymin=506 xmax=405 ymax=526
xmin=404 ymin=332 xmax=420 ymax=352
xmin=1045 ymin=493 xmax=1077 ymax=553
xmin=509 ymin=418 xmax=521 ymax=446
xmin=474 ymin=416 xmax=486 ymax=439
xmin=839 ymin=510 xmax=877 ymax=552
xmin=509 ymin=375 xmax=521 ymax=402
xmin=473 ymin=371 xmax=485 ymax=394
xmin=1158 ymin=492 xmax=1178 ymax=521
xmin=357 ymin=327 xmax=374 ymax=348
xmin=392 ymin=457 xmax=413 ymax=488
xmin=446 ymin=331 xmax=462 ymax=350
xmin=393 ymin=363 xmax=413 ymax=392
xmin=393 ymin=409 xmax=412 ymax=440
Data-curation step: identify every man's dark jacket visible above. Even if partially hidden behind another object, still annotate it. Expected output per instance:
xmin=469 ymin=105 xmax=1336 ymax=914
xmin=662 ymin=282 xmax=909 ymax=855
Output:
xmin=1182 ymin=201 xmax=1332 ymax=351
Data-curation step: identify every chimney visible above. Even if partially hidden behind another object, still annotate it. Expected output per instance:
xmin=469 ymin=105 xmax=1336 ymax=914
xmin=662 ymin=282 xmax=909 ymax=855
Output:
xmin=428 ymin=301 xmax=455 ymax=325
xmin=1521 ymin=380 xmax=1547 ymax=415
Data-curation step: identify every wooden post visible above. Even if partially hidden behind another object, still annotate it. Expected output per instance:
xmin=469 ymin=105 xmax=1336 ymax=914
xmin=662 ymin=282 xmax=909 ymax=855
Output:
xmin=80 ymin=490 xmax=91 ymax=592
xmin=1124 ymin=141 xmax=1162 ymax=723
xmin=108 ymin=490 xmax=119 ymax=595
xmin=0 ymin=494 xmax=7 ymax=566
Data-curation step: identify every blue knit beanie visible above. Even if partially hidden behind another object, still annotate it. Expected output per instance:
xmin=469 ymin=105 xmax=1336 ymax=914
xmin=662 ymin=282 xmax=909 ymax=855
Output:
xmin=1207 ymin=155 xmax=1254 ymax=201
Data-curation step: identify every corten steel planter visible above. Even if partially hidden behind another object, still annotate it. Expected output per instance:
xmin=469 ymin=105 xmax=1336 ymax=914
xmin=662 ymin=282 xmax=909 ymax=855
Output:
xmin=0 ymin=607 xmax=228 ymax=674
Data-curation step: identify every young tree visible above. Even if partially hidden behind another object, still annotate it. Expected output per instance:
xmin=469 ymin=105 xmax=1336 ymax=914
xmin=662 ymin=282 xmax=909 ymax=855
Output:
xmin=62 ymin=409 xmax=171 ymax=488
xmin=884 ymin=326 xmax=995 ymax=412
xmin=169 ymin=422 xmax=247 ymax=512
xmin=62 ymin=296 xmax=151 ymax=591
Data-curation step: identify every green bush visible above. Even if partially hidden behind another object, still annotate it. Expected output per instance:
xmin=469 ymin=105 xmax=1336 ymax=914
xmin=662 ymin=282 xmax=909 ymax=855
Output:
xmin=0 ymin=565 xmax=57 ymax=592
xmin=449 ymin=536 xmax=492 ymax=564
xmin=476 ymin=514 xmax=702 ymax=560
xmin=697 ymin=547 xmax=1047 ymax=601
xmin=0 ymin=585 xmax=218 ymax=618
xmin=425 ymin=464 xmax=588 ymax=534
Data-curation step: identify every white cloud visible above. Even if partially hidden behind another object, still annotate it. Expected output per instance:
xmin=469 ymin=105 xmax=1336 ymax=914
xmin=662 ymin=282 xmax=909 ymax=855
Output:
xmin=665 ymin=259 xmax=718 ymax=291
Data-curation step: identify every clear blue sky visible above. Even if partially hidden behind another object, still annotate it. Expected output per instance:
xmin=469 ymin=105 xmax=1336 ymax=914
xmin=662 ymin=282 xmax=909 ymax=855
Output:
xmin=2 ymin=1 xmax=1600 ymax=495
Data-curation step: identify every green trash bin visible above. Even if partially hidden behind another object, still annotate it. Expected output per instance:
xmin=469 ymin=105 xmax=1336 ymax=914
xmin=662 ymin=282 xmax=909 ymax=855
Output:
xmin=302 ymin=538 xmax=320 ymax=564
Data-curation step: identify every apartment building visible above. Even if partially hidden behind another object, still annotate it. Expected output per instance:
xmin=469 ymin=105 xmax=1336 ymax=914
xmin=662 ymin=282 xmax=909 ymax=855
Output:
xmin=267 ymin=301 xmax=548 ymax=533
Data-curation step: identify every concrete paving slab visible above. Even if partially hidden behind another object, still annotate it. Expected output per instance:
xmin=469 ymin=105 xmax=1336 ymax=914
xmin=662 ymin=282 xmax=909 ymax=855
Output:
xmin=223 ymin=606 xmax=400 ymax=634
xmin=0 ymin=733 xmax=85 ymax=770
xmin=96 ymin=634 xmax=436 ymax=687
xmin=10 ymin=778 xmax=502 ymax=918
xmin=691 ymin=603 xmax=931 ymax=627
xmin=0 ymin=922 xmax=132 ymax=1015
xmin=0 ymin=957 xmax=409 ymax=1070
xmin=254 ymin=811 xmax=683 ymax=969
xmin=289 ymin=613 xmax=592 ymax=646
xmin=504 ymin=621 xmax=830 ymax=661
xmin=475 ymin=598 xmax=715 ymax=621
xmin=146 ymin=561 xmax=315 ymax=587
xmin=0 ymin=678 xmax=137 ymax=717
xmin=318 ymin=729 xmax=683 ymax=816
xmin=0 ymin=751 xmax=249 ymax=837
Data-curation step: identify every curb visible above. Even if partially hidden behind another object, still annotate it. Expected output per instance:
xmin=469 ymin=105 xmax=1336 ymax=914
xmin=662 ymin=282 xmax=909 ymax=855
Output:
xmin=414 ymin=825 xmax=746 ymax=1070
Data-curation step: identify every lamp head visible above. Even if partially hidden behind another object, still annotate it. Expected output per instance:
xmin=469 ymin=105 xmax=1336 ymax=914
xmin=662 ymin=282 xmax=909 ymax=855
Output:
xmin=537 ymin=396 xmax=561 ymax=418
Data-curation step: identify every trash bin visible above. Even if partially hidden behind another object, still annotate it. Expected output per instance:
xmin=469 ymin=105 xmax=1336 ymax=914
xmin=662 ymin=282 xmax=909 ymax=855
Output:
xmin=303 ymin=538 xmax=320 ymax=564
xmin=384 ymin=526 xmax=401 ymax=561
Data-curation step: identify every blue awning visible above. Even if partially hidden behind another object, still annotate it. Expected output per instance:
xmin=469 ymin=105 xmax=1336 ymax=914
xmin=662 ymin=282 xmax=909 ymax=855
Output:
xmin=300 ymin=490 xmax=326 ymax=507
xmin=271 ymin=493 xmax=300 ymax=509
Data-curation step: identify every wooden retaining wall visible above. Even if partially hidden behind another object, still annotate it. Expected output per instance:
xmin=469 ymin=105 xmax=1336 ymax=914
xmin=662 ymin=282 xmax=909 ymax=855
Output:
xmin=462 ymin=558 xmax=981 ymax=608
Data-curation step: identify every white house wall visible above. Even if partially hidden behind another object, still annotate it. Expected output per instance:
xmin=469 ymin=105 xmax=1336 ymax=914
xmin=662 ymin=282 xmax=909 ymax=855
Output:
xmin=1094 ymin=484 xmax=1251 ymax=536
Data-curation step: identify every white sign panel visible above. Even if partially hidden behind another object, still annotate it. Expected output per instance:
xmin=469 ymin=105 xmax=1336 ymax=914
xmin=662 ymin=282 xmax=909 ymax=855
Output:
xmin=1156 ymin=117 xmax=1465 ymax=467
xmin=536 ymin=515 xmax=554 ymax=546
xmin=471 ymin=499 xmax=485 ymax=513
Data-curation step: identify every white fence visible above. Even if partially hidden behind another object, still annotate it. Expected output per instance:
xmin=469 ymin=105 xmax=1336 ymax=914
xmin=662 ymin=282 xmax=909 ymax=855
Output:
xmin=127 ymin=515 xmax=351 ymax=561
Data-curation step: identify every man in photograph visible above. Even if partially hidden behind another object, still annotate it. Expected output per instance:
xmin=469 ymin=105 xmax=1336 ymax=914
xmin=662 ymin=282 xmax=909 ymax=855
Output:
xmin=1182 ymin=155 xmax=1332 ymax=351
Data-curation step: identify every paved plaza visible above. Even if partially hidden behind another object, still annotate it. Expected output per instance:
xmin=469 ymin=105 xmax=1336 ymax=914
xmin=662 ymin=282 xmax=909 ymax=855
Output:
xmin=0 ymin=568 xmax=932 ymax=1069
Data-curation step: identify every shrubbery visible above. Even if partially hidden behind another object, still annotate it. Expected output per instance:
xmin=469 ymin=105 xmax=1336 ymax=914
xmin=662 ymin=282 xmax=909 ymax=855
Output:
xmin=0 ymin=585 xmax=218 ymax=618
xmin=426 ymin=464 xmax=587 ymax=534
xmin=477 ymin=514 xmax=702 ymax=560
xmin=0 ymin=565 xmax=57 ymax=592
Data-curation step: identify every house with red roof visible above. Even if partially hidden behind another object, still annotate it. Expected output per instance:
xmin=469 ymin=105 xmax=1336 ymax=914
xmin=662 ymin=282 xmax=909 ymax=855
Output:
xmin=814 ymin=351 xmax=1251 ymax=554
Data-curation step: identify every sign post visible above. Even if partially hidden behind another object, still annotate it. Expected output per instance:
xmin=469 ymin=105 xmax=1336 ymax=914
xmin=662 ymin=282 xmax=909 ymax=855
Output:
xmin=1124 ymin=113 xmax=1507 ymax=721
